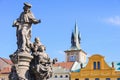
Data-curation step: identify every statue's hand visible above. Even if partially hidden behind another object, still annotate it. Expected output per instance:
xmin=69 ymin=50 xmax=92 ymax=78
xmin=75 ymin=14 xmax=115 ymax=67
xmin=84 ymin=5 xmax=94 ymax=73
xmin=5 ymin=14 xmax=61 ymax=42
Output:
xmin=38 ymin=19 xmax=41 ymax=23
xmin=12 ymin=20 xmax=19 ymax=27
xmin=12 ymin=20 xmax=17 ymax=27
xmin=32 ymin=19 xmax=41 ymax=24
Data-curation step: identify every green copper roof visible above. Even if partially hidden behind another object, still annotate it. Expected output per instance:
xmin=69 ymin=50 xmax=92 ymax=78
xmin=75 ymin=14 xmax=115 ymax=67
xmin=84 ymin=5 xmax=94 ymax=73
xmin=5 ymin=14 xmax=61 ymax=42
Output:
xmin=71 ymin=62 xmax=87 ymax=72
xmin=107 ymin=62 xmax=120 ymax=71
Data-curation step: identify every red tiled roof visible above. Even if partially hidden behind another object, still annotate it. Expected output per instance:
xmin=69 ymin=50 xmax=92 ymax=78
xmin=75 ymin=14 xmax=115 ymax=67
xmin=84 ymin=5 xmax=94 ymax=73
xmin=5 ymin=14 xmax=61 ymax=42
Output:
xmin=0 ymin=57 xmax=13 ymax=65
xmin=53 ymin=62 xmax=74 ymax=70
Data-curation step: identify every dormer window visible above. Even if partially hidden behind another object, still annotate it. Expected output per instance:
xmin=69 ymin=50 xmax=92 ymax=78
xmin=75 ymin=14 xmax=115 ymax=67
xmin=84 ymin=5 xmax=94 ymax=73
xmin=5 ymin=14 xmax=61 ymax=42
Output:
xmin=93 ymin=62 xmax=96 ymax=69
xmin=98 ymin=61 xmax=100 ymax=69
xmin=93 ymin=61 xmax=101 ymax=70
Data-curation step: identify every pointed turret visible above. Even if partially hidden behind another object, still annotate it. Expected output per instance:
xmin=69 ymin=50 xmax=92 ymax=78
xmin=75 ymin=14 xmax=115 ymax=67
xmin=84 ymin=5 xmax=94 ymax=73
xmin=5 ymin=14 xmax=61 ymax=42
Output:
xmin=70 ymin=22 xmax=81 ymax=50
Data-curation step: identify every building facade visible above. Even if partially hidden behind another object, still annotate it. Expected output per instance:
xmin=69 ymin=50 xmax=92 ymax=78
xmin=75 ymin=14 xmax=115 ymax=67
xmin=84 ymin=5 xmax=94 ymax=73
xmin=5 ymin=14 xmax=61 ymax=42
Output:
xmin=48 ymin=66 xmax=70 ymax=80
xmin=71 ymin=54 xmax=120 ymax=80
xmin=48 ymin=62 xmax=74 ymax=80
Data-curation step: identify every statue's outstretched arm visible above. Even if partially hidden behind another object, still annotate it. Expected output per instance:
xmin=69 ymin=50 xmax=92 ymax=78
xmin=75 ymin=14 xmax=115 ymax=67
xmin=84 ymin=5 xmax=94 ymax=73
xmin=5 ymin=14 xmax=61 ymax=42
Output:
xmin=29 ymin=11 xmax=41 ymax=24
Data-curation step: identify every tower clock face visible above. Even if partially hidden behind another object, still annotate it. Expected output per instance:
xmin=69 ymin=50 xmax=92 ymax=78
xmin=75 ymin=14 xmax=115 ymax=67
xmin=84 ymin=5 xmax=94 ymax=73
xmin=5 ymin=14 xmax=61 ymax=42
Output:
xmin=69 ymin=55 xmax=76 ymax=62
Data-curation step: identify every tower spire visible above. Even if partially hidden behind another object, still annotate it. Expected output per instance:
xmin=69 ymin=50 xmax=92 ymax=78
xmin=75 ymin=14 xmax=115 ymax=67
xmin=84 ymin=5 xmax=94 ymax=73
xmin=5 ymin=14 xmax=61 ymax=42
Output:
xmin=70 ymin=22 xmax=81 ymax=50
xmin=65 ymin=22 xmax=87 ymax=63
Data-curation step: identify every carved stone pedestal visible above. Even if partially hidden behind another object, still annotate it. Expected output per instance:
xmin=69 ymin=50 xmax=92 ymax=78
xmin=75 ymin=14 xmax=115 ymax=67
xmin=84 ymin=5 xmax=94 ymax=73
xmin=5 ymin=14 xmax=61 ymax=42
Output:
xmin=9 ymin=52 xmax=33 ymax=80
xmin=17 ymin=52 xmax=33 ymax=80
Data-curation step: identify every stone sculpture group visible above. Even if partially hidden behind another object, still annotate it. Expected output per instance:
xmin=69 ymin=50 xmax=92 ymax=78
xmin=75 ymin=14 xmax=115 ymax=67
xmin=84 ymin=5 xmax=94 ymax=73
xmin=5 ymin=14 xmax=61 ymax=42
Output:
xmin=9 ymin=2 xmax=57 ymax=80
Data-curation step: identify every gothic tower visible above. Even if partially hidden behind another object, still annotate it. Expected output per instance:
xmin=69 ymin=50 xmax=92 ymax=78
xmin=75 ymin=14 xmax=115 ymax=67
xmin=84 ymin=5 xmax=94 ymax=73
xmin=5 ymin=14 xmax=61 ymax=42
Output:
xmin=64 ymin=22 xmax=87 ymax=63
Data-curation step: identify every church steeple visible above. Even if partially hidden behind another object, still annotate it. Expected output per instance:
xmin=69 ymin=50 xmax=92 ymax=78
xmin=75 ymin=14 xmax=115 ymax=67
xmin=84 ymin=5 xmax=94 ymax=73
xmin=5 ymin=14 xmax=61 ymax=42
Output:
xmin=64 ymin=22 xmax=87 ymax=63
xmin=70 ymin=22 xmax=81 ymax=50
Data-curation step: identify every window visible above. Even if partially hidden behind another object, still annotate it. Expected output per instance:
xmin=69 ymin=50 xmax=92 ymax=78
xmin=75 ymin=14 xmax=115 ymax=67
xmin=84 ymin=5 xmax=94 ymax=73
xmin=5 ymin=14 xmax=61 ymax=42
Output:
xmin=75 ymin=79 xmax=79 ymax=80
xmin=60 ymin=75 xmax=63 ymax=78
xmin=98 ymin=61 xmax=100 ymax=69
xmin=85 ymin=78 xmax=89 ymax=80
xmin=117 ymin=78 xmax=120 ymax=80
xmin=93 ymin=62 xmax=96 ymax=69
xmin=106 ymin=78 xmax=110 ymax=80
xmin=95 ymin=78 xmax=99 ymax=80
xmin=69 ymin=55 xmax=76 ymax=62
xmin=55 ymin=75 xmax=57 ymax=78
xmin=65 ymin=75 xmax=68 ymax=78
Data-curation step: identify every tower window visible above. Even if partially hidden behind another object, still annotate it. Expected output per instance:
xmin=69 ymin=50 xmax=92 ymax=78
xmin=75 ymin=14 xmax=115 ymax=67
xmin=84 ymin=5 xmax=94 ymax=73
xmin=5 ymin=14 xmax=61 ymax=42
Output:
xmin=69 ymin=55 xmax=76 ymax=62
xmin=93 ymin=62 xmax=96 ymax=69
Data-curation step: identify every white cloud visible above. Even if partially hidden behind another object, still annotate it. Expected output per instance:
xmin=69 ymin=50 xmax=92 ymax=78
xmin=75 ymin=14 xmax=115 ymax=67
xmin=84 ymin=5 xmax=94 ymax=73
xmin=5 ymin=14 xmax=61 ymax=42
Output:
xmin=104 ymin=16 xmax=120 ymax=26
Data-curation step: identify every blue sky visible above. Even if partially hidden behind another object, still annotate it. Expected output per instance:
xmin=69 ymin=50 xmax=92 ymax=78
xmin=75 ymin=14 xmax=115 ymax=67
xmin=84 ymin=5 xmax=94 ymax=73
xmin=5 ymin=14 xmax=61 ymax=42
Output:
xmin=0 ymin=0 xmax=120 ymax=62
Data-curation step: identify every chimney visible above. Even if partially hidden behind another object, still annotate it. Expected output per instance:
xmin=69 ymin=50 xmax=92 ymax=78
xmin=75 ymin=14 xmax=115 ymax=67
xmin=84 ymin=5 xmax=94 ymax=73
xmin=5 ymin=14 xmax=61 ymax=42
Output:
xmin=80 ymin=63 xmax=83 ymax=68
xmin=112 ymin=62 xmax=114 ymax=68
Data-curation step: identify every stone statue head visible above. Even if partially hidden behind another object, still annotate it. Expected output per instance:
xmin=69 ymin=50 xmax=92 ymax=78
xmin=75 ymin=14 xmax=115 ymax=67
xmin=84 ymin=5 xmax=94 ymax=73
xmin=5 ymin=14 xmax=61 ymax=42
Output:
xmin=23 ymin=2 xmax=32 ymax=13
xmin=39 ymin=45 xmax=46 ymax=52
xmin=24 ymin=2 xmax=32 ymax=8
xmin=35 ymin=37 xmax=40 ymax=43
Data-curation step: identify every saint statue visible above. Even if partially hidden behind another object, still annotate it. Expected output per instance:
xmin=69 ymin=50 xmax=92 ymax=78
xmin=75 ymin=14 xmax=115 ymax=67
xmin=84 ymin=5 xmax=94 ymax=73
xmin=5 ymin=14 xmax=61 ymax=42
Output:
xmin=13 ymin=2 xmax=41 ymax=52
xmin=9 ymin=2 xmax=56 ymax=80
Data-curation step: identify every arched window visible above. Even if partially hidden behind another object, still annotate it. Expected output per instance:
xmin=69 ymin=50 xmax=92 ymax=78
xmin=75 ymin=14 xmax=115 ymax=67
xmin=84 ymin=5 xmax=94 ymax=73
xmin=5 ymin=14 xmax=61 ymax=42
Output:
xmin=93 ymin=62 xmax=96 ymax=69
xmin=98 ymin=61 xmax=100 ymax=69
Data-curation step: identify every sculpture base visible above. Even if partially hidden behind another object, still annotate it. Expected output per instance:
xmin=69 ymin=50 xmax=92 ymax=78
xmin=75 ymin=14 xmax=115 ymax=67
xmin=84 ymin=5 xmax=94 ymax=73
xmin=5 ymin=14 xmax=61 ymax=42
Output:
xmin=9 ymin=51 xmax=33 ymax=80
xmin=17 ymin=52 xmax=33 ymax=80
